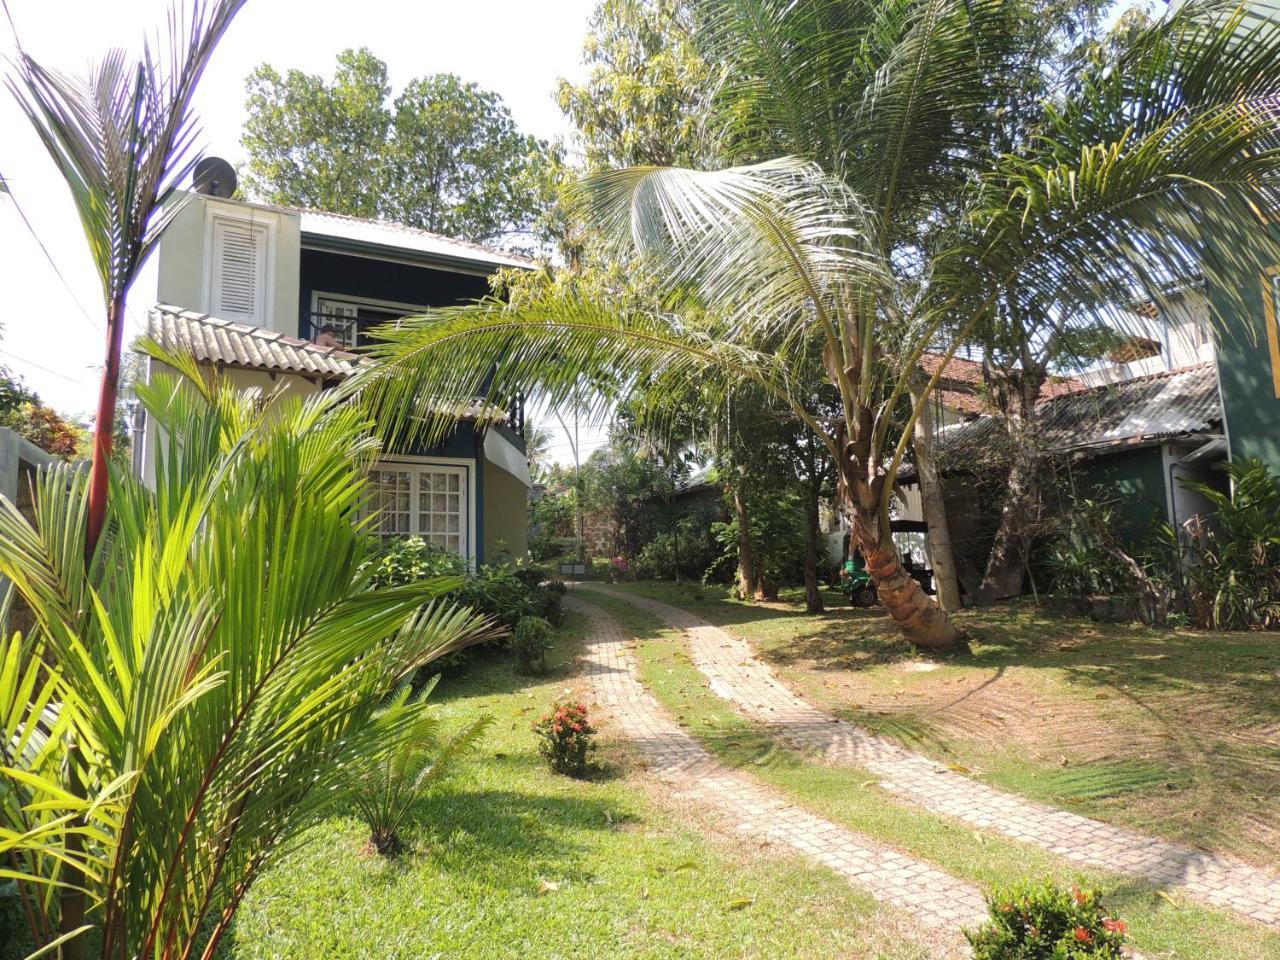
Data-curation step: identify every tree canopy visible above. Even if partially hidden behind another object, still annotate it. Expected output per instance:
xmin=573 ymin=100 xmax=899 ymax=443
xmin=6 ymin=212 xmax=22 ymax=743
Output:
xmin=242 ymin=48 xmax=549 ymax=246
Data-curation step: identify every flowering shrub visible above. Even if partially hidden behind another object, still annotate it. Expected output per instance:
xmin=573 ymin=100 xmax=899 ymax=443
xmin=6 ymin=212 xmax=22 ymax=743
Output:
xmin=966 ymin=880 xmax=1127 ymax=959
xmin=533 ymin=700 xmax=596 ymax=777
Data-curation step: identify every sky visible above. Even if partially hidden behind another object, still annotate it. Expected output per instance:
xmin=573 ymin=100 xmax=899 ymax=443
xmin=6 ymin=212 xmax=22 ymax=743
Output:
xmin=0 ymin=0 xmax=608 ymax=466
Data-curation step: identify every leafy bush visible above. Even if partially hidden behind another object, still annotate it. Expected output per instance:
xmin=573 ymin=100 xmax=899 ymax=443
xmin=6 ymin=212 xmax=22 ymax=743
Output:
xmin=631 ymin=514 xmax=721 ymax=581
xmin=362 ymin=536 xmax=467 ymax=587
xmin=348 ymin=678 xmax=491 ymax=855
xmin=360 ymin=540 xmax=560 ymax=664
xmin=533 ymin=699 xmax=596 ymax=777
xmin=966 ymin=881 xmax=1127 ymax=959
xmin=1047 ymin=460 xmax=1280 ymax=630
xmin=1176 ymin=458 xmax=1280 ymax=629
xmin=512 ymin=616 xmax=554 ymax=675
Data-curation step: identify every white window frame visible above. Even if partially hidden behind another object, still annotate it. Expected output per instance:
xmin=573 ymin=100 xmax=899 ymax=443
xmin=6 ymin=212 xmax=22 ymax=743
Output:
xmin=309 ymin=291 xmax=426 ymax=348
xmin=366 ymin=456 xmax=477 ymax=566
xmin=202 ymin=209 xmax=276 ymax=326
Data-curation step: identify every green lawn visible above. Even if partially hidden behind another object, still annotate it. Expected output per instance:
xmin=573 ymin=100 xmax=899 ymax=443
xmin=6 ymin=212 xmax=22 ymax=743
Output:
xmin=611 ymin=580 xmax=1280 ymax=869
xmin=581 ymin=586 xmax=1280 ymax=960
xmin=221 ymin=610 xmax=947 ymax=960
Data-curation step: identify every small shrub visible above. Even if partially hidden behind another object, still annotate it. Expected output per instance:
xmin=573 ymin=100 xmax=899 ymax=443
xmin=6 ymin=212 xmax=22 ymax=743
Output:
xmin=348 ymin=678 xmax=491 ymax=856
xmin=965 ymin=880 xmax=1127 ymax=959
xmin=512 ymin=616 xmax=554 ymax=675
xmin=361 ymin=536 xmax=466 ymax=588
xmin=533 ymin=699 xmax=596 ymax=777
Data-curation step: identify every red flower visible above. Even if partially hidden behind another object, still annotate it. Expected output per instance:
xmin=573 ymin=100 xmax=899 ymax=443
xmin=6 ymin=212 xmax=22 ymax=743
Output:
xmin=1071 ymin=886 xmax=1088 ymax=906
xmin=1102 ymin=918 xmax=1127 ymax=935
xmin=1074 ymin=927 xmax=1093 ymax=943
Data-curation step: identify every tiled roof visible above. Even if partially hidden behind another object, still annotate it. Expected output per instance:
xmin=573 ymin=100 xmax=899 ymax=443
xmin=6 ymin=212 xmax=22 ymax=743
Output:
xmin=918 ymin=352 xmax=1084 ymax=417
xmin=908 ymin=362 xmax=1222 ymax=477
xmin=145 ymin=305 xmax=510 ymax=424
xmin=295 ymin=207 xmax=537 ymax=272
xmin=147 ymin=305 xmax=366 ymax=378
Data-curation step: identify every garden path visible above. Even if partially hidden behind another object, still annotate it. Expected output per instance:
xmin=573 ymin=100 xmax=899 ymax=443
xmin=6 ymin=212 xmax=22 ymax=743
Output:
xmin=579 ymin=584 xmax=1280 ymax=930
xmin=565 ymin=593 xmax=988 ymax=943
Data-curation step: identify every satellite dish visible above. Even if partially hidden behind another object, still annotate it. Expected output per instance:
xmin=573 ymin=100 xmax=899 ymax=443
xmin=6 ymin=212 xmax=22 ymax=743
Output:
xmin=193 ymin=156 xmax=237 ymax=198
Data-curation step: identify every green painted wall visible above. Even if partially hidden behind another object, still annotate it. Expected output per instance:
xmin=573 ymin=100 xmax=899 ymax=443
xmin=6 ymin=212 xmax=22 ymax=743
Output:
xmin=1206 ymin=225 xmax=1280 ymax=475
xmin=1075 ymin=446 xmax=1168 ymax=546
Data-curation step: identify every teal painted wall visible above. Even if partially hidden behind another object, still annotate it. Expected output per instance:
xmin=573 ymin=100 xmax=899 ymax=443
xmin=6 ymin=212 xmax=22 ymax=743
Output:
xmin=1074 ymin=446 xmax=1168 ymax=546
xmin=1206 ymin=224 xmax=1280 ymax=475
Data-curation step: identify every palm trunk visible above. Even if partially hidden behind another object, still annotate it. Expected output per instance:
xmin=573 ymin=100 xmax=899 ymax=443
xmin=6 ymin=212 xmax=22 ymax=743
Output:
xmin=910 ymin=385 xmax=962 ymax=612
xmin=733 ymin=486 xmax=756 ymax=600
xmin=836 ymin=433 xmax=964 ymax=651
xmin=803 ymin=484 xmax=824 ymax=613
xmin=852 ymin=502 xmax=963 ymax=650
xmin=85 ymin=295 xmax=126 ymax=560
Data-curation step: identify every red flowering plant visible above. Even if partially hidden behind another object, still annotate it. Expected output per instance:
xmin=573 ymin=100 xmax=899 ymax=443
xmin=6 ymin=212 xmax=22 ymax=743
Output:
xmin=966 ymin=880 xmax=1127 ymax=958
xmin=533 ymin=699 xmax=597 ymax=777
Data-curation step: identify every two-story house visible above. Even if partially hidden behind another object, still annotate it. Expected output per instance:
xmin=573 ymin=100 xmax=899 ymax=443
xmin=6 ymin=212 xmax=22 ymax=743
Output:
xmin=136 ymin=183 xmax=534 ymax=567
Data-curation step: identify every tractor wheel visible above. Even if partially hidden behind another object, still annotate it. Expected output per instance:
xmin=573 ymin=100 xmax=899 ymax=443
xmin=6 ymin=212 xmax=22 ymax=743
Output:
xmin=855 ymin=586 xmax=878 ymax=607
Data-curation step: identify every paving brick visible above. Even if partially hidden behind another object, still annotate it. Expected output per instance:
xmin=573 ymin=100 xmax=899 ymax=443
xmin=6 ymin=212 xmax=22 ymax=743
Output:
xmin=583 ymin=585 xmax=1280 ymax=930
xmin=566 ymin=594 xmax=988 ymax=938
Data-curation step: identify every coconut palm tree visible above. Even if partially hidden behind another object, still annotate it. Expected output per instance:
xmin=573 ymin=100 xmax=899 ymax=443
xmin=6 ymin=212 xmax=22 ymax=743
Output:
xmin=357 ymin=0 xmax=1280 ymax=651
xmin=7 ymin=0 xmax=247 ymax=558
xmin=0 ymin=350 xmax=492 ymax=959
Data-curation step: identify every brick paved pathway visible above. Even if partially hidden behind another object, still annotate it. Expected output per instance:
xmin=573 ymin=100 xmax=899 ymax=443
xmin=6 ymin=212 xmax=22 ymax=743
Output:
xmin=583 ymin=585 xmax=1280 ymax=928
xmin=567 ymin=594 xmax=989 ymax=938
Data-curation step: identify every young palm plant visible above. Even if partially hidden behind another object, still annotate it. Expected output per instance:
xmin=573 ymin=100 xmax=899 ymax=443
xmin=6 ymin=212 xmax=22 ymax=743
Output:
xmin=358 ymin=0 xmax=1280 ymax=651
xmin=348 ymin=677 xmax=492 ymax=856
xmin=7 ymin=0 xmax=247 ymax=557
xmin=0 ymin=349 xmax=493 ymax=960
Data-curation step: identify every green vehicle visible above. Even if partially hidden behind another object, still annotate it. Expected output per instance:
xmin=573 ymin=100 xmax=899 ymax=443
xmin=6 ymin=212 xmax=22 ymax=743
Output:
xmin=840 ymin=555 xmax=878 ymax=608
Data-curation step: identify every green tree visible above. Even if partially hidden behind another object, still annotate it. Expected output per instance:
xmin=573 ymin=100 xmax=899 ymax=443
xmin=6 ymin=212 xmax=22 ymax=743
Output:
xmin=359 ymin=0 xmax=1280 ymax=651
xmin=0 ymin=350 xmax=489 ymax=959
xmin=242 ymin=49 xmax=549 ymax=245
xmin=558 ymin=0 xmax=718 ymax=170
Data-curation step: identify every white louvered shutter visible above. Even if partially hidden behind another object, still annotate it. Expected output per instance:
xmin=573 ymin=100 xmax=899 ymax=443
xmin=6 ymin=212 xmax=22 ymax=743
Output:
xmin=208 ymin=218 xmax=268 ymax=324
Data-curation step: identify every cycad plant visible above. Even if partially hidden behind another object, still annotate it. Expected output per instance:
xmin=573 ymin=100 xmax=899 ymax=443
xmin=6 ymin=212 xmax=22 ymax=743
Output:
xmin=0 ymin=350 xmax=492 ymax=960
xmin=348 ymin=677 xmax=492 ymax=856
xmin=359 ymin=0 xmax=1280 ymax=650
xmin=7 ymin=0 xmax=246 ymax=556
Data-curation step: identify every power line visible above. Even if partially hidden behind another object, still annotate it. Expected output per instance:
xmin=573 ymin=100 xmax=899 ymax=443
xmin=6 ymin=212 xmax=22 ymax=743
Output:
xmin=0 ymin=178 xmax=104 ymax=335
xmin=0 ymin=348 xmax=97 ymax=386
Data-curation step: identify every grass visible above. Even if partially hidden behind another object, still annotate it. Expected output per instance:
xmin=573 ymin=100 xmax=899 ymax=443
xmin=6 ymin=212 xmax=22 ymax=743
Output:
xmin=220 ymin=610 xmax=945 ymax=960
xmin=581 ymin=586 xmax=1280 ymax=960
xmin=613 ymin=580 xmax=1280 ymax=867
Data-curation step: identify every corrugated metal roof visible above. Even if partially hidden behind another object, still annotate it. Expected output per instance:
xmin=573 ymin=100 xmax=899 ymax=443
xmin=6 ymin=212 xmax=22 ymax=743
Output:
xmin=296 ymin=208 xmax=537 ymax=272
xmin=914 ymin=363 xmax=1222 ymax=477
xmin=147 ymin=305 xmax=367 ymax=378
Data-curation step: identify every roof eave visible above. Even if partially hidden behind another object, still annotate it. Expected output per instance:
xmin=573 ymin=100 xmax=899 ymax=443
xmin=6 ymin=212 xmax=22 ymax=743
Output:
xmin=300 ymin=232 xmax=533 ymax=278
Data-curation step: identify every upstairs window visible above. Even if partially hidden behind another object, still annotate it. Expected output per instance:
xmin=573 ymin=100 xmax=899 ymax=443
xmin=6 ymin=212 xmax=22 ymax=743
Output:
xmin=206 ymin=214 xmax=273 ymax=325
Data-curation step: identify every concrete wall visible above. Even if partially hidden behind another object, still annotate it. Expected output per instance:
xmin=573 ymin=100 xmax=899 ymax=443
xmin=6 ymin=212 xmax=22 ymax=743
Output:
xmin=156 ymin=194 xmax=301 ymax=335
xmin=482 ymin=460 xmax=529 ymax=561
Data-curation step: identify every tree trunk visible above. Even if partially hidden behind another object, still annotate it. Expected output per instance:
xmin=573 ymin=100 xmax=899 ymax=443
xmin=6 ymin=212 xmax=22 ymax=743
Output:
xmin=852 ymin=502 xmax=963 ymax=650
xmin=85 ymin=295 xmax=126 ymax=560
xmin=910 ymin=385 xmax=962 ymax=612
xmin=977 ymin=441 xmax=1039 ymax=601
xmin=836 ymin=437 xmax=964 ymax=651
xmin=803 ymin=484 xmax=824 ymax=613
xmin=732 ymin=486 xmax=756 ymax=601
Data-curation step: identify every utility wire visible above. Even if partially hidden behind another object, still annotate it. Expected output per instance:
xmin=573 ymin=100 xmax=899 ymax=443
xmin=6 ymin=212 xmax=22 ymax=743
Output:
xmin=0 ymin=348 xmax=97 ymax=386
xmin=0 ymin=178 xmax=104 ymax=334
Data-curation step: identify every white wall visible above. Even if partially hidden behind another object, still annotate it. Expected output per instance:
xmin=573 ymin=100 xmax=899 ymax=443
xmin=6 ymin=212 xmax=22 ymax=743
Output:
xmin=156 ymin=194 xmax=301 ymax=336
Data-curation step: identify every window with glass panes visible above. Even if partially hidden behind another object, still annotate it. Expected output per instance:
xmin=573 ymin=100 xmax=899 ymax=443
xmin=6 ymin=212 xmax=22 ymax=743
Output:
xmin=368 ymin=463 xmax=467 ymax=555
